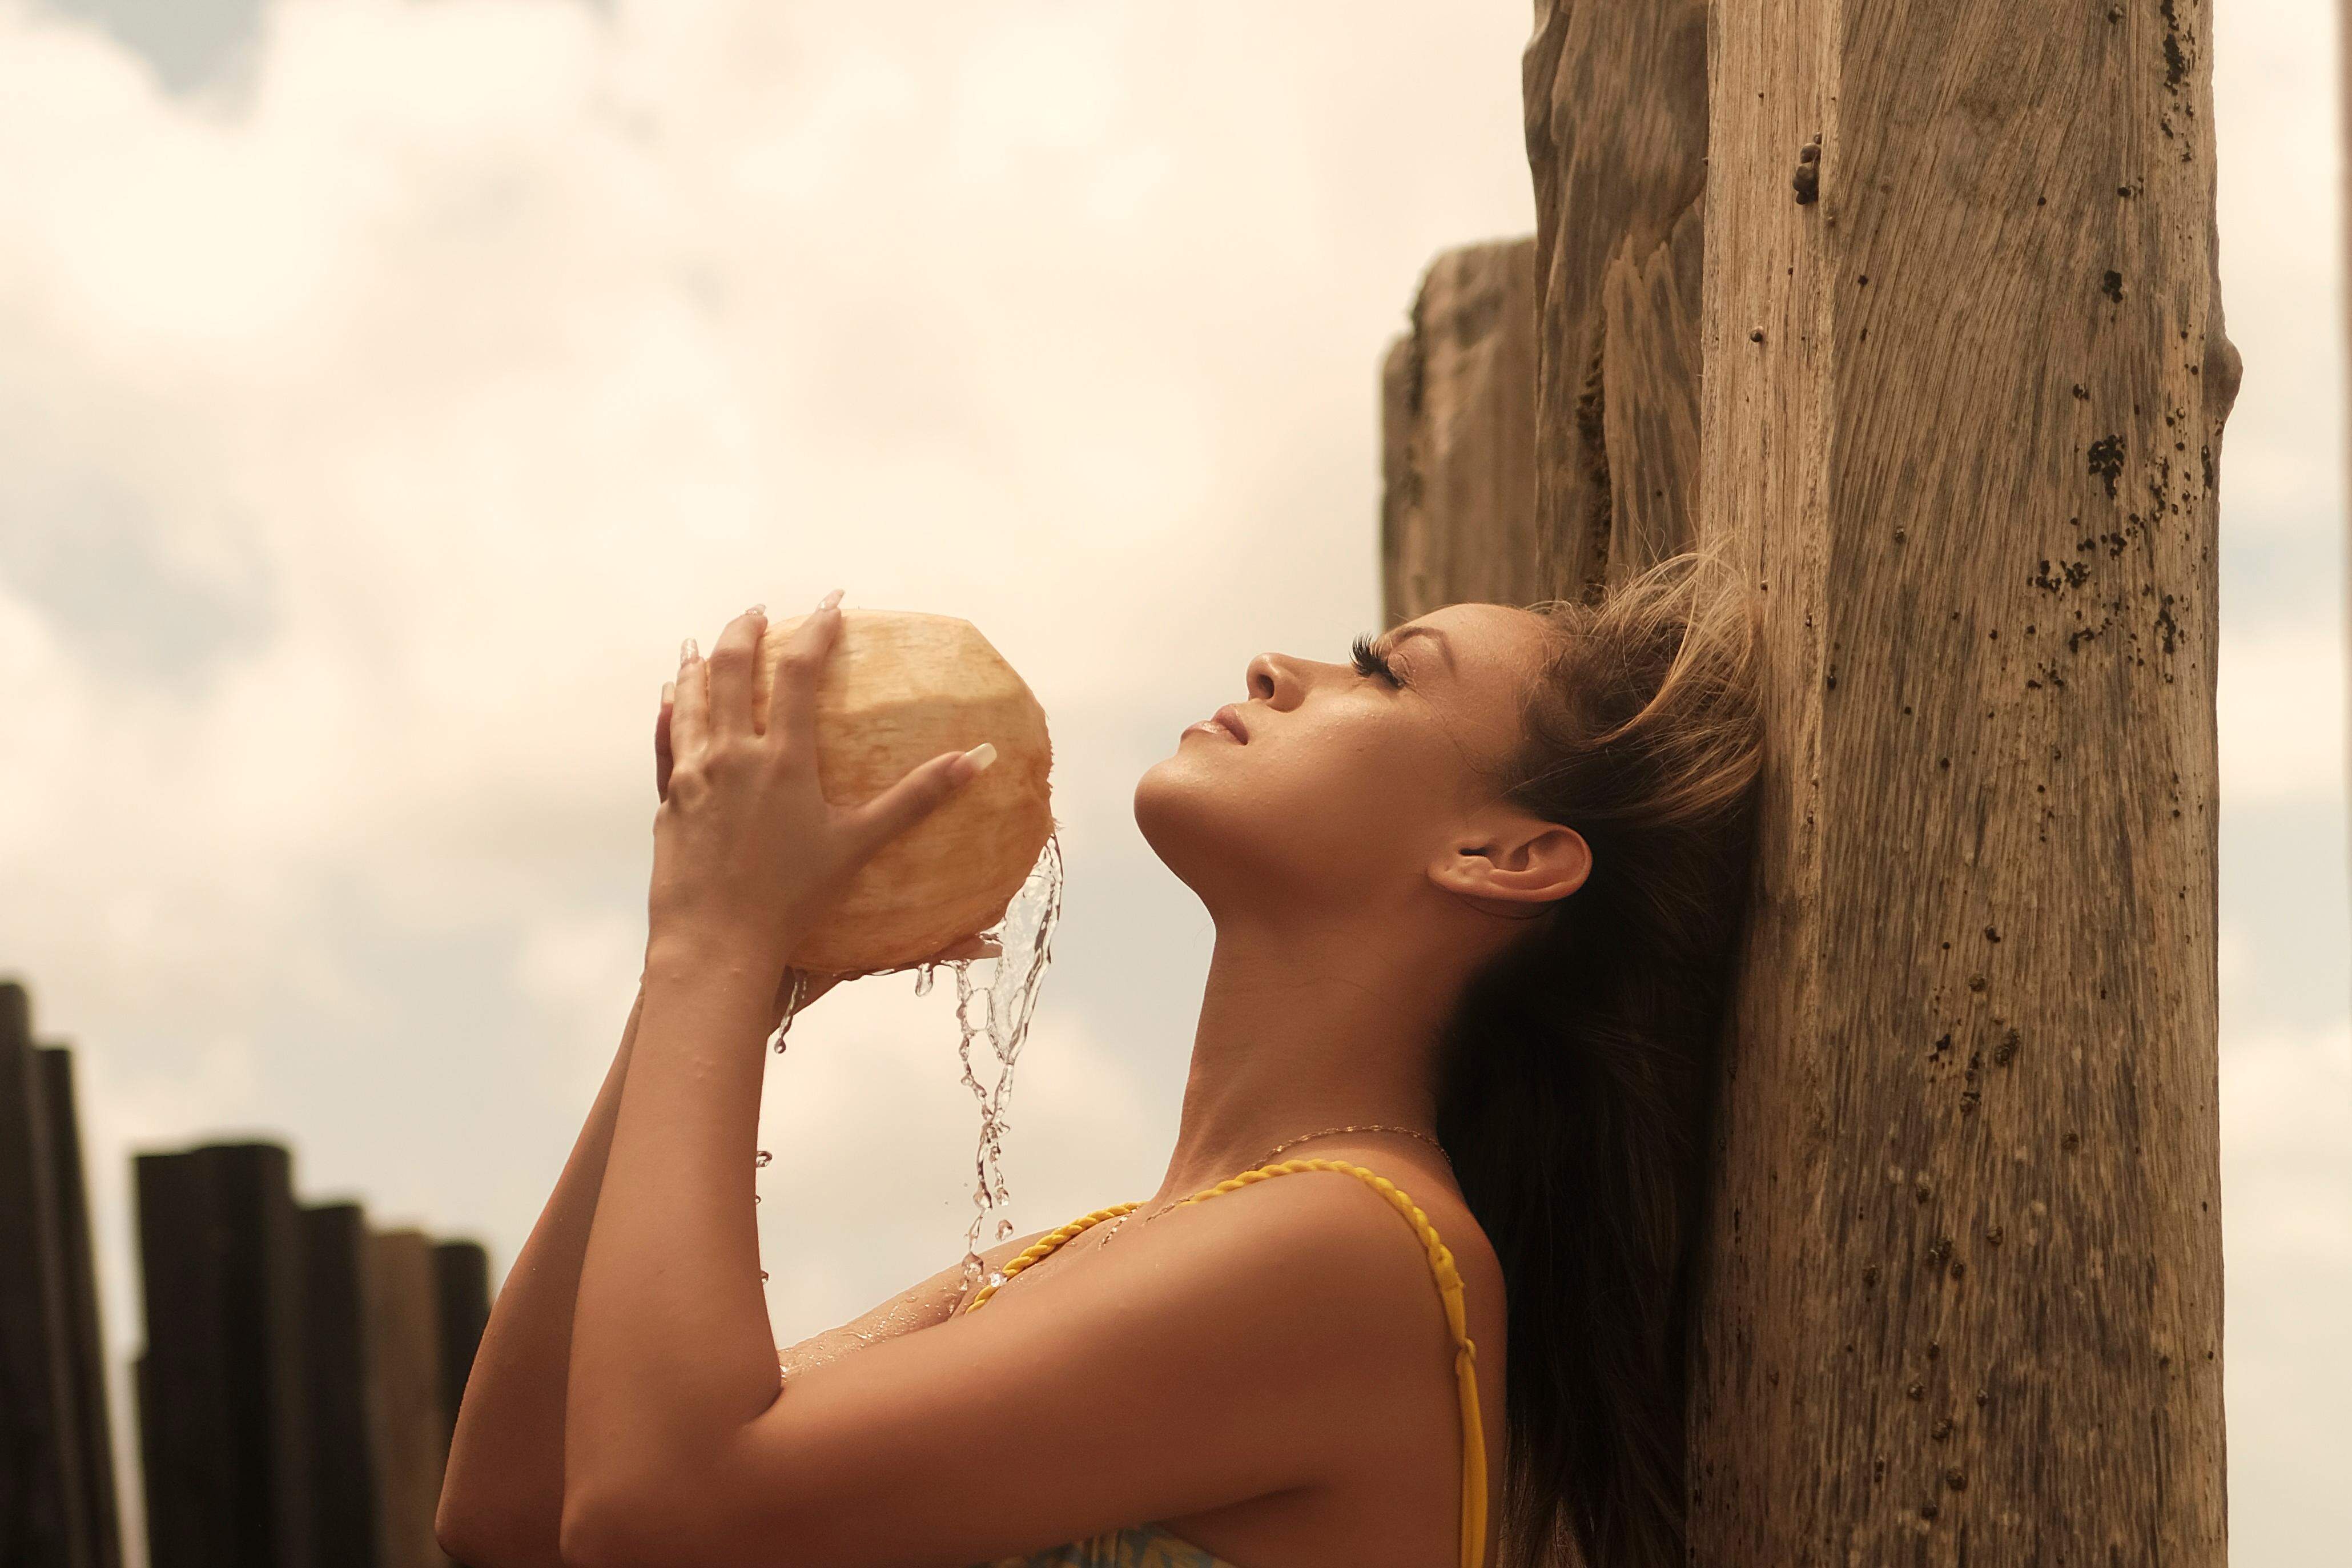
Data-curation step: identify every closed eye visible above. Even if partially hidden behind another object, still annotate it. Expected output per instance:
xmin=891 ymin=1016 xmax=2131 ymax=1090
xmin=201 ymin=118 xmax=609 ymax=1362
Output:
xmin=1350 ymin=632 xmax=1407 ymax=689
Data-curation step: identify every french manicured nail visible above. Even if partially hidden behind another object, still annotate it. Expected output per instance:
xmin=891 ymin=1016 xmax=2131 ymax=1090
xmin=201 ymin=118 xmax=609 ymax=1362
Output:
xmin=681 ymin=637 xmax=698 ymax=662
xmin=959 ymin=742 xmax=998 ymax=779
xmin=817 ymin=588 xmax=844 ymax=613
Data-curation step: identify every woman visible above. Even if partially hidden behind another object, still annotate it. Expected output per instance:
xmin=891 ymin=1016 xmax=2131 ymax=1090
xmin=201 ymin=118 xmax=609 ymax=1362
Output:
xmin=436 ymin=546 xmax=1763 ymax=1568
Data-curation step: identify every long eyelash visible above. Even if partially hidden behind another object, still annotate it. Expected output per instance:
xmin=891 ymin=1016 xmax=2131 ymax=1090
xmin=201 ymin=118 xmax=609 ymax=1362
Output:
xmin=1350 ymin=632 xmax=1406 ymax=688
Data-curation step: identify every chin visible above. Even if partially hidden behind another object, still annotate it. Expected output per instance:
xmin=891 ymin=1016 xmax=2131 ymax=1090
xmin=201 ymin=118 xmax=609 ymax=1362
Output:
xmin=1133 ymin=753 xmax=1289 ymax=912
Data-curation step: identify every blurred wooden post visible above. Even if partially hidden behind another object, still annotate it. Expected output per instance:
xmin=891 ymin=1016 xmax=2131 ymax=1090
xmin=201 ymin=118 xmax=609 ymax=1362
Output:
xmin=0 ymin=982 xmax=108 ymax=1568
xmin=1688 ymin=0 xmax=2238 ymax=1559
xmin=431 ymin=1240 xmax=491 ymax=1460
xmin=300 ymin=1203 xmax=384 ymax=1568
xmin=364 ymin=1229 xmax=455 ymax=1568
xmin=38 ymin=1044 xmax=123 ymax=1568
xmin=135 ymin=1142 xmax=316 ymax=1568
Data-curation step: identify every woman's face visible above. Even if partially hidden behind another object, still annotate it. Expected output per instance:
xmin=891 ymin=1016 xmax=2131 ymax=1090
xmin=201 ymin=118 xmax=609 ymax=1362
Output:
xmin=1134 ymin=601 xmax=1562 ymax=924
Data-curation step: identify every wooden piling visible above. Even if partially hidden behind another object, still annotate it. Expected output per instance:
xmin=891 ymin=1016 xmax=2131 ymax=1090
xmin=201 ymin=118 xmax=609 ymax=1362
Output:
xmin=135 ymin=1142 xmax=316 ymax=1568
xmin=0 ymin=983 xmax=104 ymax=1568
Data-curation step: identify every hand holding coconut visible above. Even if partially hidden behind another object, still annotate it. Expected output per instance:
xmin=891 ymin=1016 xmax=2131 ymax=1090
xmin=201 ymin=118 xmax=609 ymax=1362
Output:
xmin=647 ymin=590 xmax=1002 ymax=1000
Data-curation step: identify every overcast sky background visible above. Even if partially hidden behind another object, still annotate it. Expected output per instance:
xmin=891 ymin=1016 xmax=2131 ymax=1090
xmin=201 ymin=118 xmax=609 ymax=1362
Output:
xmin=0 ymin=1 xmax=2342 ymax=1562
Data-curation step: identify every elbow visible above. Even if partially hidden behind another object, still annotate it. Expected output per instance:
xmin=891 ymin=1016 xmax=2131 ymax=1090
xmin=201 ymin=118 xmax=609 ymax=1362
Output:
xmin=437 ymin=1478 xmax=562 ymax=1568
xmin=559 ymin=1479 xmax=672 ymax=1568
xmin=556 ymin=1490 xmax=610 ymax=1568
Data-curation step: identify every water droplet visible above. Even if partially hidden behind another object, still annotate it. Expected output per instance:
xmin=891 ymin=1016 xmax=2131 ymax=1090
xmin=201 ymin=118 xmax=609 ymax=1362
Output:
xmin=754 ymin=1149 xmax=773 ymax=1168
xmin=946 ymin=831 xmax=1065 ymax=1290
xmin=758 ymin=1269 xmax=769 ymax=1281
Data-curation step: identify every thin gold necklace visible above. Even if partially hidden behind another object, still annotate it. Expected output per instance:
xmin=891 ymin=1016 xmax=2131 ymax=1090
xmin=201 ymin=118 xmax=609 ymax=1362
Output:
xmin=1095 ymin=1122 xmax=1452 ymax=1246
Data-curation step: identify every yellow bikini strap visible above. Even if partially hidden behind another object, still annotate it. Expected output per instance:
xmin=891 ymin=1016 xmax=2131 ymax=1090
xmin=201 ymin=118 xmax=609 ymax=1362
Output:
xmin=962 ymin=1157 xmax=1487 ymax=1568
xmin=960 ymin=1200 xmax=1141 ymax=1314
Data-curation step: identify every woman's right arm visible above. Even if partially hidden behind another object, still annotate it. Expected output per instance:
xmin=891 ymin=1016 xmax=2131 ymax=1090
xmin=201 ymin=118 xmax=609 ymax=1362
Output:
xmin=436 ymin=980 xmax=649 ymax=1568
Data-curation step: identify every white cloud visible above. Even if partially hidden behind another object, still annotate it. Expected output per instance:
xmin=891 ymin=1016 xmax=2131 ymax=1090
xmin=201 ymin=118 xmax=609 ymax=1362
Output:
xmin=2220 ymin=617 xmax=2347 ymax=807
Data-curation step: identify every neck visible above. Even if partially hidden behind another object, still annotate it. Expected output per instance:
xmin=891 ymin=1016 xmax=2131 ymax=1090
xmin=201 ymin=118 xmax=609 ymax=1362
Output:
xmin=1151 ymin=907 xmax=1465 ymax=1205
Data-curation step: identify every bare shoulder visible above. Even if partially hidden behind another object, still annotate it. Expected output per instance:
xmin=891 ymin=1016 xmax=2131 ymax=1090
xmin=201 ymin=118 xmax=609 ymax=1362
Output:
xmin=777 ymin=1226 xmax=1054 ymax=1376
xmin=1130 ymin=1163 xmax=1489 ymax=1376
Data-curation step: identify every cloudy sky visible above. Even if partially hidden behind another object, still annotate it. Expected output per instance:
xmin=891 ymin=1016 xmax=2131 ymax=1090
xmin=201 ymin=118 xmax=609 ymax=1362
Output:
xmin=1 ymin=1 xmax=2342 ymax=1562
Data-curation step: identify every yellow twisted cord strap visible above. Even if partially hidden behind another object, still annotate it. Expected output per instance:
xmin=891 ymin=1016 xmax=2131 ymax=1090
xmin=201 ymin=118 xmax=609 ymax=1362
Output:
xmin=959 ymin=1157 xmax=1486 ymax=1568
xmin=959 ymin=1200 xmax=1144 ymax=1314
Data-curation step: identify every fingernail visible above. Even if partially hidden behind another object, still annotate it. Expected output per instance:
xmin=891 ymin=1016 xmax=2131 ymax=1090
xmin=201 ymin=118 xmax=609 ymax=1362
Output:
xmin=662 ymin=681 xmax=675 ymax=703
xmin=746 ymin=603 xmax=766 ymax=618
xmin=817 ymin=588 xmax=844 ymax=613
xmin=960 ymin=742 xmax=998 ymax=778
xmin=681 ymin=637 xmax=698 ymax=662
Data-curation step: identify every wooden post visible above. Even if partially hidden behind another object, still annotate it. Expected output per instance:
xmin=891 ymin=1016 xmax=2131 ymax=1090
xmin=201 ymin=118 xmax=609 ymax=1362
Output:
xmin=364 ymin=1228 xmax=455 ymax=1568
xmin=300 ymin=1203 xmax=384 ymax=1568
xmin=1381 ymin=238 xmax=1541 ymax=620
xmin=1381 ymin=3 xmax=1708 ymax=620
xmin=1689 ymin=1 xmax=2238 ymax=1559
xmin=0 ymin=982 xmax=102 ymax=1568
xmin=135 ymin=1142 xmax=316 ymax=1568
xmin=430 ymin=1240 xmax=490 ymax=1461
xmin=37 ymin=1044 xmax=123 ymax=1568
xmin=1386 ymin=0 xmax=2241 ymax=1554
xmin=1521 ymin=0 xmax=1708 ymax=605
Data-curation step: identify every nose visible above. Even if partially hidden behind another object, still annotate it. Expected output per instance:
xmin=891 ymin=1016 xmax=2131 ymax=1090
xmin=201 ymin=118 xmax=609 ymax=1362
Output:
xmin=1245 ymin=652 xmax=1284 ymax=702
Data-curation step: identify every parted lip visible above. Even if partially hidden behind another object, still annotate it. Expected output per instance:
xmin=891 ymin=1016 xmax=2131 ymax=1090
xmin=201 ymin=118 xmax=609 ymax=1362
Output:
xmin=1212 ymin=703 xmax=1249 ymax=742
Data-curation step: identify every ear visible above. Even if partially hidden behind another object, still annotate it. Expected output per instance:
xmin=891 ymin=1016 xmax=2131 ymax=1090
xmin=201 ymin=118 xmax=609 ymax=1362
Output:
xmin=1428 ymin=813 xmax=1590 ymax=912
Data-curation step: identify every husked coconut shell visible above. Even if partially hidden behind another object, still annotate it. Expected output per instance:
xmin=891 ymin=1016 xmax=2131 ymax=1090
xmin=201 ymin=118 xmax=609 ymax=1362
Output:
xmin=754 ymin=608 xmax=1054 ymax=975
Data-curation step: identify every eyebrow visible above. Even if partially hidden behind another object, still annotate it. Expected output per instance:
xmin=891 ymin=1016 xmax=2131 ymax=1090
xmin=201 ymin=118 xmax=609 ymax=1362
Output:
xmin=1377 ymin=625 xmax=1456 ymax=674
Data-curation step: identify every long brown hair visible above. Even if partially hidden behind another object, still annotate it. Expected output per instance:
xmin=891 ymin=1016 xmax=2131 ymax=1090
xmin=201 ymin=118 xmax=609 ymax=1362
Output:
xmin=1433 ymin=542 xmax=1764 ymax=1567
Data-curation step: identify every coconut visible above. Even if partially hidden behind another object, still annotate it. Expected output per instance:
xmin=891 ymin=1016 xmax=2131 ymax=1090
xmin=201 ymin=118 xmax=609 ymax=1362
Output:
xmin=751 ymin=608 xmax=1054 ymax=975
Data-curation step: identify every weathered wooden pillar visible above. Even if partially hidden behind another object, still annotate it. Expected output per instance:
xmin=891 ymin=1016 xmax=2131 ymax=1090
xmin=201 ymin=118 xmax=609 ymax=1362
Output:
xmin=1379 ymin=0 xmax=1708 ymax=620
xmin=1381 ymin=238 xmax=1541 ymax=620
xmin=1690 ymin=1 xmax=2239 ymax=1561
xmin=1385 ymin=0 xmax=2240 ymax=1558
xmin=1522 ymin=0 xmax=1708 ymax=605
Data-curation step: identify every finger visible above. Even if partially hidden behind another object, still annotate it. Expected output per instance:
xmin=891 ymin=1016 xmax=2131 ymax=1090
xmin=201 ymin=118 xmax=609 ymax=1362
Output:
xmin=846 ymin=744 xmax=990 ymax=859
xmin=672 ymin=636 xmax=710 ymax=766
xmin=772 ymin=589 xmax=845 ymax=759
xmin=656 ymin=681 xmax=676 ymax=802
xmin=706 ymin=606 xmax=767 ymax=744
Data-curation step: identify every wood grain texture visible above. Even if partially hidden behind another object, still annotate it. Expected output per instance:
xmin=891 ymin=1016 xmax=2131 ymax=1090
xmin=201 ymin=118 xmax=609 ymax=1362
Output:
xmin=1688 ymin=0 xmax=2236 ymax=1561
xmin=1380 ymin=237 xmax=1541 ymax=622
xmin=1521 ymin=0 xmax=1708 ymax=605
